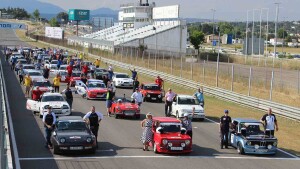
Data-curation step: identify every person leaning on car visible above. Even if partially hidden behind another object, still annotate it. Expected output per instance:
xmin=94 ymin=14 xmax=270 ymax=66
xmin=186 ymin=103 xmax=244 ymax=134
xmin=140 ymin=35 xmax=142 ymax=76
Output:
xmin=181 ymin=107 xmax=195 ymax=139
xmin=164 ymin=88 xmax=176 ymax=117
xmin=260 ymin=108 xmax=278 ymax=136
xmin=83 ymin=106 xmax=103 ymax=148
xmin=32 ymin=86 xmax=43 ymax=101
xmin=194 ymin=87 xmax=204 ymax=108
xmin=43 ymin=106 xmax=56 ymax=149
xmin=219 ymin=110 xmax=232 ymax=149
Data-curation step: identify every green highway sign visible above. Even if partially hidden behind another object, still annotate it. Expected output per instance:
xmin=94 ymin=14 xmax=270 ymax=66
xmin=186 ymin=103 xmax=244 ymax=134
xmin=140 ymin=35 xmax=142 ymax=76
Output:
xmin=68 ymin=9 xmax=90 ymax=21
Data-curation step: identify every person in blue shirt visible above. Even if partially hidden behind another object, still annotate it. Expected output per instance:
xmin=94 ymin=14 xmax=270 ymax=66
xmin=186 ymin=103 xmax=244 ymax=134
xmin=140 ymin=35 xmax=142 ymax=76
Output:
xmin=129 ymin=68 xmax=137 ymax=80
xmin=194 ymin=87 xmax=204 ymax=108
xmin=57 ymin=59 xmax=62 ymax=69
xmin=11 ymin=56 xmax=18 ymax=71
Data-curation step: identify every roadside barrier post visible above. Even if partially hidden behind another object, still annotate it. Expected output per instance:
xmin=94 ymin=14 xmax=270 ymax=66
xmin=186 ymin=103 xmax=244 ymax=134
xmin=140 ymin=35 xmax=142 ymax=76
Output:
xmin=231 ymin=64 xmax=234 ymax=91
xmin=248 ymin=67 xmax=252 ymax=96
xmin=270 ymin=70 xmax=274 ymax=100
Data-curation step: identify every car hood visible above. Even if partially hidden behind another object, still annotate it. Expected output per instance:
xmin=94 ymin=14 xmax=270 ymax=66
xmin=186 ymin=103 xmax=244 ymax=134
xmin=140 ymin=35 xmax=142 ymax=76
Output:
xmin=177 ymin=105 xmax=204 ymax=111
xmin=159 ymin=133 xmax=191 ymax=140
xmin=31 ymin=76 xmax=44 ymax=81
xmin=87 ymin=88 xmax=107 ymax=93
xmin=143 ymin=90 xmax=161 ymax=94
xmin=116 ymin=78 xmax=133 ymax=82
xmin=33 ymin=86 xmax=53 ymax=91
xmin=246 ymin=135 xmax=277 ymax=140
xmin=41 ymin=102 xmax=68 ymax=108
xmin=118 ymin=103 xmax=139 ymax=109
xmin=56 ymin=130 xmax=91 ymax=138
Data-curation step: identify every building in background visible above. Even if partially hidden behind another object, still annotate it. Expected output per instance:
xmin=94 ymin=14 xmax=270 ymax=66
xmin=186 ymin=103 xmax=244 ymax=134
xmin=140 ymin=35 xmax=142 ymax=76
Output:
xmin=91 ymin=17 xmax=114 ymax=32
xmin=269 ymin=38 xmax=284 ymax=46
xmin=243 ymin=37 xmax=264 ymax=55
xmin=222 ymin=34 xmax=233 ymax=44
xmin=205 ymin=34 xmax=220 ymax=44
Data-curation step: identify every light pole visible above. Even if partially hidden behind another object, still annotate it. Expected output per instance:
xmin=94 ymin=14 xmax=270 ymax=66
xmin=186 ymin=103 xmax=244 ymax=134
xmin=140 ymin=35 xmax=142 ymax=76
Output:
xmin=282 ymin=17 xmax=287 ymax=56
xmin=216 ymin=26 xmax=221 ymax=87
xmin=245 ymin=10 xmax=251 ymax=57
xmin=153 ymin=26 xmax=157 ymax=70
xmin=274 ymin=2 xmax=280 ymax=67
xmin=121 ymin=28 xmax=126 ymax=62
xmin=211 ymin=9 xmax=216 ymax=51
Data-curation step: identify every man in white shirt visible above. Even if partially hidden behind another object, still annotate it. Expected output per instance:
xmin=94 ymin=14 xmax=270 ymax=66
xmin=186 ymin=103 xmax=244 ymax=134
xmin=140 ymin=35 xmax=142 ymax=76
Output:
xmin=131 ymin=88 xmax=143 ymax=106
xmin=260 ymin=108 xmax=278 ymax=136
xmin=164 ymin=88 xmax=176 ymax=117
xmin=83 ymin=106 xmax=103 ymax=148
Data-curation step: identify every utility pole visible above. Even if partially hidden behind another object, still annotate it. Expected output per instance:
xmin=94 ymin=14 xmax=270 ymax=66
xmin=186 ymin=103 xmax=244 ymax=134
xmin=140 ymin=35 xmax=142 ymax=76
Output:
xmin=259 ymin=9 xmax=263 ymax=57
xmin=274 ymin=2 xmax=280 ymax=67
xmin=216 ymin=26 xmax=221 ymax=87
xmin=211 ymin=9 xmax=216 ymax=51
xmin=245 ymin=10 xmax=251 ymax=57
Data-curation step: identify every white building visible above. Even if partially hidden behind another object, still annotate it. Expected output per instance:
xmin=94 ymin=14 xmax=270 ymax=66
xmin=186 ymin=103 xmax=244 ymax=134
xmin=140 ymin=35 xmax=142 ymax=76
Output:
xmin=68 ymin=0 xmax=187 ymax=54
xmin=269 ymin=38 xmax=284 ymax=46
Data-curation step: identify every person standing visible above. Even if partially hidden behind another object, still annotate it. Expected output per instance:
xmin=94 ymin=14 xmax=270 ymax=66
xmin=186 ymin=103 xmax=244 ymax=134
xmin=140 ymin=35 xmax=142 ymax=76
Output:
xmin=129 ymin=68 xmax=137 ymax=80
xmin=108 ymin=65 xmax=113 ymax=80
xmin=141 ymin=112 xmax=154 ymax=151
xmin=83 ymin=106 xmax=103 ymax=148
xmin=67 ymin=63 xmax=73 ymax=77
xmin=80 ymin=75 xmax=88 ymax=84
xmin=82 ymin=63 xmax=89 ymax=76
xmin=61 ymin=85 xmax=75 ymax=111
xmin=94 ymin=59 xmax=100 ymax=68
xmin=164 ymin=88 xmax=176 ymax=117
xmin=131 ymin=88 xmax=143 ymax=106
xmin=15 ymin=61 xmax=22 ymax=75
xmin=219 ymin=110 xmax=232 ymax=149
xmin=155 ymin=76 xmax=164 ymax=90
xmin=57 ymin=59 xmax=62 ymax=69
xmin=24 ymin=74 xmax=32 ymax=98
xmin=132 ymin=77 xmax=140 ymax=93
xmin=11 ymin=55 xmax=17 ymax=71
xmin=32 ymin=86 xmax=43 ymax=101
xmin=106 ymin=85 xmax=114 ymax=117
xmin=194 ymin=87 xmax=204 ymax=108
xmin=260 ymin=108 xmax=279 ymax=136
xmin=181 ymin=107 xmax=195 ymax=139
xmin=18 ymin=67 xmax=25 ymax=84
xmin=53 ymin=74 xmax=60 ymax=92
xmin=43 ymin=66 xmax=50 ymax=79
xmin=43 ymin=106 xmax=56 ymax=149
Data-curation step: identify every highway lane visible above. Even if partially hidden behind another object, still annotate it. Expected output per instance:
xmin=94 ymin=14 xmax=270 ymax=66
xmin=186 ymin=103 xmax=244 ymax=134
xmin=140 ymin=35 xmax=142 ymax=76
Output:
xmin=0 ymin=29 xmax=299 ymax=169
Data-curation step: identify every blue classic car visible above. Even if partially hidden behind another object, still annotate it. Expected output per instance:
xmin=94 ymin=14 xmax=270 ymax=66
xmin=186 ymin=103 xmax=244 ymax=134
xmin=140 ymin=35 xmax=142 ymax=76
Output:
xmin=229 ymin=118 xmax=277 ymax=155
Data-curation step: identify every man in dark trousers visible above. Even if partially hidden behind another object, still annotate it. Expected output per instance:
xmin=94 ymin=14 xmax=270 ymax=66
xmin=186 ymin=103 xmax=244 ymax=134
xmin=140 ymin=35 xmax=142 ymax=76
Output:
xmin=83 ymin=106 xmax=103 ymax=148
xmin=61 ymin=85 xmax=75 ymax=111
xmin=42 ymin=106 xmax=56 ymax=149
xmin=133 ymin=77 xmax=140 ymax=92
xmin=43 ymin=66 xmax=50 ymax=79
xmin=219 ymin=110 xmax=232 ymax=149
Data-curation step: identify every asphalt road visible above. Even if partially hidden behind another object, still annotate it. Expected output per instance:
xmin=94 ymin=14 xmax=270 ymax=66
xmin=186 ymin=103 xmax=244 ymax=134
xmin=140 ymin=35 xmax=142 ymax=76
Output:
xmin=0 ymin=29 xmax=299 ymax=169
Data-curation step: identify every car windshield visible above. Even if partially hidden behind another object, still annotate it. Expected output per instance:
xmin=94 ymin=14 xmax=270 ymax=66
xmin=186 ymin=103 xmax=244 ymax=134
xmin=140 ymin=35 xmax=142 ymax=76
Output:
xmin=144 ymin=85 xmax=160 ymax=90
xmin=84 ymin=62 xmax=92 ymax=65
xmin=23 ymin=66 xmax=35 ymax=69
xmin=95 ymin=69 xmax=107 ymax=73
xmin=57 ymin=121 xmax=88 ymax=131
xmin=51 ymin=60 xmax=58 ymax=64
xmin=160 ymin=123 xmax=181 ymax=133
xmin=50 ymin=66 xmax=57 ymax=70
xmin=41 ymin=95 xmax=64 ymax=102
xmin=19 ymin=60 xmax=27 ymax=64
xmin=72 ymin=72 xmax=81 ymax=77
xmin=60 ymin=71 xmax=67 ymax=75
xmin=29 ymin=72 xmax=42 ymax=76
xmin=116 ymin=74 xmax=129 ymax=78
xmin=60 ymin=67 xmax=67 ymax=70
xmin=34 ymin=81 xmax=51 ymax=87
xmin=177 ymin=97 xmax=199 ymax=105
xmin=88 ymin=82 xmax=105 ymax=88
xmin=240 ymin=123 xmax=265 ymax=135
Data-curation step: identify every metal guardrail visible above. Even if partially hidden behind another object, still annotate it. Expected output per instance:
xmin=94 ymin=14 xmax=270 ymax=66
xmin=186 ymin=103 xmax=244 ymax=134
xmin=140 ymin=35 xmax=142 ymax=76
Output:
xmin=27 ymin=36 xmax=300 ymax=121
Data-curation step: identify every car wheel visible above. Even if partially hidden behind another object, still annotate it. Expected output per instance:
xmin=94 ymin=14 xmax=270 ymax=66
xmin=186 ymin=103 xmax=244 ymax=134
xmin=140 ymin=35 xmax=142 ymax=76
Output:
xmin=89 ymin=148 xmax=96 ymax=154
xmin=199 ymin=118 xmax=205 ymax=122
xmin=53 ymin=146 xmax=60 ymax=155
xmin=237 ymin=142 xmax=245 ymax=155
xmin=135 ymin=114 xmax=140 ymax=119
xmin=154 ymin=143 xmax=159 ymax=154
xmin=114 ymin=109 xmax=118 ymax=119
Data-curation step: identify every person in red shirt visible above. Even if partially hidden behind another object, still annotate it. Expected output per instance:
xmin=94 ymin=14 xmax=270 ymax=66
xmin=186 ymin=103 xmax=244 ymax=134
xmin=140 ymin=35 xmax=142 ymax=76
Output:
xmin=32 ymin=87 xmax=43 ymax=101
xmin=66 ymin=63 xmax=73 ymax=77
xmin=82 ymin=63 xmax=89 ymax=76
xmin=155 ymin=76 xmax=164 ymax=89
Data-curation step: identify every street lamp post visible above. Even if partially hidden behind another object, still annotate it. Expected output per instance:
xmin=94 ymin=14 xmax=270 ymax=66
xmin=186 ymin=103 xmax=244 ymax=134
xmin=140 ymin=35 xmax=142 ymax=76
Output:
xmin=121 ymin=28 xmax=126 ymax=62
xmin=274 ymin=2 xmax=280 ymax=67
xmin=153 ymin=26 xmax=157 ymax=70
xmin=216 ymin=26 xmax=221 ymax=87
xmin=211 ymin=9 xmax=216 ymax=51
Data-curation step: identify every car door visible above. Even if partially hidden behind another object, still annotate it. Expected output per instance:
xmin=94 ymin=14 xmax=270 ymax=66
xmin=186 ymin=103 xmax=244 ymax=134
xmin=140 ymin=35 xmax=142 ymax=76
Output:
xmin=75 ymin=81 xmax=87 ymax=96
xmin=26 ymin=99 xmax=40 ymax=112
xmin=230 ymin=121 xmax=239 ymax=147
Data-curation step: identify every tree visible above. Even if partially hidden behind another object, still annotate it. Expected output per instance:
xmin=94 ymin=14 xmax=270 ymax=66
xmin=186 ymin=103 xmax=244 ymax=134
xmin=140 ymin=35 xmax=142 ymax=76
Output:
xmin=277 ymin=28 xmax=288 ymax=39
xmin=218 ymin=22 xmax=234 ymax=35
xmin=49 ymin=18 xmax=60 ymax=27
xmin=56 ymin=12 xmax=68 ymax=24
xmin=190 ymin=30 xmax=205 ymax=50
xmin=33 ymin=9 xmax=40 ymax=21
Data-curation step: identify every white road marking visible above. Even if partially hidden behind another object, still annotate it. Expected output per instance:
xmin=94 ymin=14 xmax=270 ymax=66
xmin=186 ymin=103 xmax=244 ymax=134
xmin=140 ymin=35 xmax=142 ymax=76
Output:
xmin=96 ymin=149 xmax=114 ymax=152
xmin=0 ymin=58 xmax=21 ymax=169
xmin=18 ymin=155 xmax=300 ymax=161
xmin=204 ymin=117 xmax=299 ymax=158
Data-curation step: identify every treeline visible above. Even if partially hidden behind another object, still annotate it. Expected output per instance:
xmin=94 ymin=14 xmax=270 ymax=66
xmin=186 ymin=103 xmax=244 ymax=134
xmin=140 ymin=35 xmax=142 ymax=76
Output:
xmin=0 ymin=7 xmax=30 ymax=19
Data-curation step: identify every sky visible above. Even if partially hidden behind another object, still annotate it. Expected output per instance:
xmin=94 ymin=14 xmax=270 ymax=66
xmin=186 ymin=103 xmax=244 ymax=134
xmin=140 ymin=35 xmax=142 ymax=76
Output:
xmin=39 ymin=0 xmax=299 ymax=21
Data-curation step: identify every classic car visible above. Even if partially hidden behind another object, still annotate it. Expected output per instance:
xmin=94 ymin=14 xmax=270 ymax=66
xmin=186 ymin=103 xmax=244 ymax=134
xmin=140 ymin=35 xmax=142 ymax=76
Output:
xmin=171 ymin=95 xmax=205 ymax=121
xmin=26 ymin=92 xmax=71 ymax=118
xmin=151 ymin=117 xmax=192 ymax=154
xmin=140 ymin=83 xmax=164 ymax=102
xmin=51 ymin=116 xmax=97 ymax=154
xmin=109 ymin=96 xmax=140 ymax=119
xmin=58 ymin=71 xmax=70 ymax=83
xmin=75 ymin=79 xmax=107 ymax=100
xmin=229 ymin=118 xmax=278 ymax=155
xmin=22 ymin=64 xmax=36 ymax=71
xmin=112 ymin=73 xmax=133 ymax=88
xmin=44 ymin=60 xmax=58 ymax=69
xmin=24 ymin=69 xmax=45 ymax=82
xmin=94 ymin=68 xmax=109 ymax=80
xmin=69 ymin=71 xmax=83 ymax=87
xmin=30 ymin=80 xmax=54 ymax=98
xmin=52 ymin=65 xmax=68 ymax=75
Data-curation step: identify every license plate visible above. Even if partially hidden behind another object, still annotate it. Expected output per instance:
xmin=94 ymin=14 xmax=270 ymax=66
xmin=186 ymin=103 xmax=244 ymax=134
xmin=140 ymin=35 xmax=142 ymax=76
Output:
xmin=257 ymin=149 xmax=268 ymax=153
xmin=97 ymin=94 xmax=103 ymax=97
xmin=125 ymin=112 xmax=135 ymax=116
xmin=70 ymin=146 xmax=83 ymax=150
xmin=170 ymin=147 xmax=183 ymax=151
xmin=151 ymin=98 xmax=157 ymax=100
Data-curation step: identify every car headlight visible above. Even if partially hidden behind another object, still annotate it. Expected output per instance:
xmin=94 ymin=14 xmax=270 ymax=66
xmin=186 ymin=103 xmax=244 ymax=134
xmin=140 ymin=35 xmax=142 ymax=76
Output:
xmin=44 ymin=105 xmax=49 ymax=109
xmin=181 ymin=143 xmax=186 ymax=147
xmin=158 ymin=94 xmax=161 ymax=98
xmin=273 ymin=142 xmax=277 ymax=146
xmin=162 ymin=139 xmax=168 ymax=145
xmin=267 ymin=145 xmax=272 ymax=149
xmin=147 ymin=94 xmax=150 ymax=97
xmin=168 ymin=142 xmax=173 ymax=147
xmin=116 ymin=106 xmax=121 ymax=111
xmin=254 ymin=144 xmax=259 ymax=149
xmin=62 ymin=105 xmax=69 ymax=109
xmin=60 ymin=138 xmax=66 ymax=143
xmin=86 ymin=137 xmax=92 ymax=143
xmin=185 ymin=140 xmax=191 ymax=145
xmin=246 ymin=141 xmax=252 ymax=146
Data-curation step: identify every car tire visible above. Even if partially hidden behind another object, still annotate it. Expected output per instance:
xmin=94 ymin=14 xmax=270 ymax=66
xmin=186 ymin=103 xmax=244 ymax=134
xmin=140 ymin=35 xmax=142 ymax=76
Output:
xmin=115 ymin=114 xmax=119 ymax=119
xmin=154 ymin=143 xmax=159 ymax=154
xmin=53 ymin=146 xmax=60 ymax=155
xmin=199 ymin=118 xmax=205 ymax=122
xmin=135 ymin=114 xmax=140 ymax=119
xmin=89 ymin=148 xmax=96 ymax=154
xmin=237 ymin=142 xmax=245 ymax=155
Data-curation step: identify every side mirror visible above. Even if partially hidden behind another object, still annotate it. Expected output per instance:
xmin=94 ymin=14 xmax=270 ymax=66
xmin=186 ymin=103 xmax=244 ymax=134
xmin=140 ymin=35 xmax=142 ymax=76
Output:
xmin=156 ymin=127 xmax=163 ymax=134
xmin=240 ymin=128 xmax=247 ymax=137
xmin=181 ymin=128 xmax=187 ymax=135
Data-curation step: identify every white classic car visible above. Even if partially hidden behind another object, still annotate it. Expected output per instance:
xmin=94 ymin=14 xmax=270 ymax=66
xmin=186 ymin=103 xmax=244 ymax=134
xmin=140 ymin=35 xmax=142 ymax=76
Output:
xmin=24 ymin=69 xmax=45 ymax=82
xmin=112 ymin=73 xmax=133 ymax=88
xmin=171 ymin=95 xmax=205 ymax=121
xmin=26 ymin=92 xmax=71 ymax=118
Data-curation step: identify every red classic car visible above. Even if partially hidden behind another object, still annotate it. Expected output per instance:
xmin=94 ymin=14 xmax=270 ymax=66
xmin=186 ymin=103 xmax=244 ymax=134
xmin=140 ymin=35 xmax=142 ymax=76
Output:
xmin=30 ymin=80 xmax=54 ymax=99
xmin=75 ymin=79 xmax=107 ymax=100
xmin=151 ymin=117 xmax=192 ymax=154
xmin=140 ymin=83 xmax=164 ymax=102
xmin=109 ymin=97 xmax=140 ymax=119
xmin=58 ymin=71 xmax=70 ymax=83
xmin=69 ymin=71 xmax=82 ymax=87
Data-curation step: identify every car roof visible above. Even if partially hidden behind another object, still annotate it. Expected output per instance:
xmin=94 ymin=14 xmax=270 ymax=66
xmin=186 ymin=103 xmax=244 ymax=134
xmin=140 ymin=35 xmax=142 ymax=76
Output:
xmin=43 ymin=92 xmax=63 ymax=96
xmin=73 ymin=71 xmax=81 ymax=73
xmin=88 ymin=79 xmax=103 ymax=82
xmin=153 ymin=117 xmax=181 ymax=123
xmin=25 ymin=69 xmax=40 ymax=73
xmin=232 ymin=118 xmax=260 ymax=123
xmin=23 ymin=64 xmax=34 ymax=66
xmin=143 ymin=83 xmax=159 ymax=86
xmin=177 ymin=94 xmax=194 ymax=98
xmin=57 ymin=116 xmax=83 ymax=122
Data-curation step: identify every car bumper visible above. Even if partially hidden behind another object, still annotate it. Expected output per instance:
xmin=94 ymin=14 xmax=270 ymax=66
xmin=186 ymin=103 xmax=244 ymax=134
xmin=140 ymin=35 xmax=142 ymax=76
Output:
xmin=54 ymin=143 xmax=96 ymax=152
xmin=115 ymin=83 xmax=133 ymax=87
xmin=87 ymin=94 xmax=107 ymax=99
xmin=40 ymin=109 xmax=71 ymax=116
xmin=244 ymin=146 xmax=277 ymax=155
xmin=115 ymin=112 xmax=140 ymax=118
xmin=157 ymin=145 xmax=192 ymax=154
xmin=145 ymin=95 xmax=162 ymax=101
